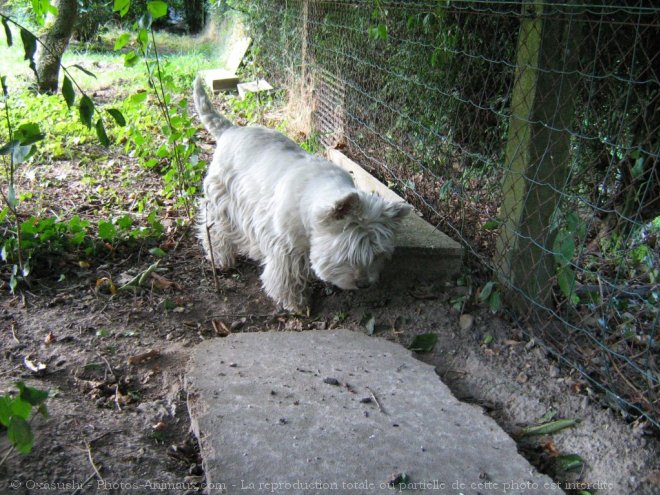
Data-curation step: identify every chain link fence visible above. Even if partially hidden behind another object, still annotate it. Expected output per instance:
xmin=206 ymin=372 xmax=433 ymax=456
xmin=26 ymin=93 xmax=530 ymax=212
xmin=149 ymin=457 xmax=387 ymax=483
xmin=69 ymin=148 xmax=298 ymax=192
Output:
xmin=229 ymin=0 xmax=659 ymax=427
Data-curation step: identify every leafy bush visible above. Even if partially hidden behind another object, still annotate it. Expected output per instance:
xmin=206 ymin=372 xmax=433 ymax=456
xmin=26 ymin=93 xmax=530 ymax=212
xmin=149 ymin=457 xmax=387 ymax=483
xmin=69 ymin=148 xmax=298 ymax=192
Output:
xmin=74 ymin=0 xmax=114 ymax=42
xmin=0 ymin=382 xmax=49 ymax=462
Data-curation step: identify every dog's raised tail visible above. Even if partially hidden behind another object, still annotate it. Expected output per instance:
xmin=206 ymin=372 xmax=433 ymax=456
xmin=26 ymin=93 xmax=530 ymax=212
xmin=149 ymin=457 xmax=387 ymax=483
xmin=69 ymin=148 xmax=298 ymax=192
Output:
xmin=193 ymin=76 xmax=232 ymax=138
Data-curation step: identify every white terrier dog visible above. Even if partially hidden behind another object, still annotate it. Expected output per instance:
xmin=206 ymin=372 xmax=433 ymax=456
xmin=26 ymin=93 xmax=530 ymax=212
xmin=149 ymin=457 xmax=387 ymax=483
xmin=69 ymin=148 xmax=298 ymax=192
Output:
xmin=193 ymin=77 xmax=411 ymax=312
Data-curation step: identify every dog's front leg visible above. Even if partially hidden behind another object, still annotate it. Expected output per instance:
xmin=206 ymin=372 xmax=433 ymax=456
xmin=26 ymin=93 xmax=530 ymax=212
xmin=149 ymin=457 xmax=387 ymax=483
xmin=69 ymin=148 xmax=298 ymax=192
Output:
xmin=260 ymin=251 xmax=310 ymax=313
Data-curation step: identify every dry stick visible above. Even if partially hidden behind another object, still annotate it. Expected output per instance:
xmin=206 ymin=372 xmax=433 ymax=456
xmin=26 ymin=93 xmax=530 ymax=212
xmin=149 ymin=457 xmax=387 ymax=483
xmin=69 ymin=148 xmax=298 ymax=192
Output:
xmin=113 ymin=384 xmax=122 ymax=412
xmin=10 ymin=323 xmax=19 ymax=344
xmin=97 ymin=354 xmax=116 ymax=383
xmin=366 ymin=386 xmax=386 ymax=415
xmin=204 ymin=204 xmax=220 ymax=292
xmin=0 ymin=445 xmax=14 ymax=467
xmin=171 ymin=222 xmax=192 ymax=253
xmin=71 ymin=472 xmax=96 ymax=495
xmin=85 ymin=441 xmax=104 ymax=483
xmin=608 ymin=354 xmax=651 ymax=410
xmin=70 ymin=433 xmax=117 ymax=493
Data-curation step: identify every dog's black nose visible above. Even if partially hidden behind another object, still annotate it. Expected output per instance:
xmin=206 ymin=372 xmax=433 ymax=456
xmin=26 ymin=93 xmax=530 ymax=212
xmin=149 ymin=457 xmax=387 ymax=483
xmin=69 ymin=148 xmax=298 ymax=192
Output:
xmin=356 ymin=280 xmax=372 ymax=289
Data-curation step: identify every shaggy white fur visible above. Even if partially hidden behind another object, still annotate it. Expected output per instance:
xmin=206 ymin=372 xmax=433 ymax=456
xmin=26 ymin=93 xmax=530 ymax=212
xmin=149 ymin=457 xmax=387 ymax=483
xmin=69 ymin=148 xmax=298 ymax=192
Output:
xmin=193 ymin=77 xmax=411 ymax=312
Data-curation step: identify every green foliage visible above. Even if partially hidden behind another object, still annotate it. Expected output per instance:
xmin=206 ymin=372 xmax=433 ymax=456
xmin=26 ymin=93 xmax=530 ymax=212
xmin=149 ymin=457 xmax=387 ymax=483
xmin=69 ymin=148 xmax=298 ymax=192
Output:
xmin=225 ymin=90 xmax=277 ymax=125
xmin=74 ymin=0 xmax=113 ymax=42
xmin=408 ymin=333 xmax=438 ymax=353
xmin=0 ymin=1 xmax=222 ymax=291
xmin=300 ymin=131 xmax=321 ymax=154
xmin=479 ymin=280 xmax=502 ymax=313
xmin=368 ymin=0 xmax=388 ymax=42
xmin=0 ymin=382 xmax=49 ymax=460
xmin=111 ymin=1 xmax=206 ymax=216
xmin=1 ymin=212 xmax=164 ymax=291
xmin=0 ymin=5 xmax=204 ymax=293
xmin=552 ymin=210 xmax=586 ymax=306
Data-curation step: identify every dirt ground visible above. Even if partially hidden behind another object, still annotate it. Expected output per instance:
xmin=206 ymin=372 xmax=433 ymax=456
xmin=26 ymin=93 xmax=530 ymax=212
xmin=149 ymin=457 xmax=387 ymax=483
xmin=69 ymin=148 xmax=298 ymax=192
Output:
xmin=1 ymin=125 xmax=658 ymax=495
xmin=1 ymin=234 xmax=658 ymax=494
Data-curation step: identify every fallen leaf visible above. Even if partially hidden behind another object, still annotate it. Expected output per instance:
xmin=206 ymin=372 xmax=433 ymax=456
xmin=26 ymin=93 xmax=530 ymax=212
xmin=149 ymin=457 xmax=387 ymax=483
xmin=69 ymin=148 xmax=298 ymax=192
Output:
xmin=539 ymin=409 xmax=558 ymax=423
xmin=24 ymin=355 xmax=47 ymax=373
xmin=95 ymin=277 xmax=117 ymax=295
xmin=556 ymin=453 xmax=584 ymax=471
xmin=364 ymin=315 xmax=376 ymax=336
xmin=212 ymin=320 xmax=231 ymax=337
xmin=408 ymin=333 xmax=438 ymax=353
xmin=409 ymin=287 xmax=437 ymax=300
xmin=151 ymin=272 xmax=180 ymax=290
xmin=541 ymin=439 xmax=560 ymax=457
xmin=127 ymin=349 xmax=161 ymax=366
xmin=521 ymin=418 xmax=579 ymax=436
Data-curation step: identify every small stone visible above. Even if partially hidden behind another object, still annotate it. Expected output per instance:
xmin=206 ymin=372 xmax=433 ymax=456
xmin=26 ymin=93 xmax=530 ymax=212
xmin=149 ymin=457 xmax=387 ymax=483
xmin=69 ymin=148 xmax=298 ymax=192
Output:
xmin=323 ymin=377 xmax=340 ymax=386
xmin=516 ymin=372 xmax=528 ymax=383
xmin=231 ymin=318 xmax=246 ymax=331
xmin=549 ymin=366 xmax=560 ymax=378
xmin=189 ymin=463 xmax=203 ymax=476
xmin=459 ymin=314 xmax=474 ymax=331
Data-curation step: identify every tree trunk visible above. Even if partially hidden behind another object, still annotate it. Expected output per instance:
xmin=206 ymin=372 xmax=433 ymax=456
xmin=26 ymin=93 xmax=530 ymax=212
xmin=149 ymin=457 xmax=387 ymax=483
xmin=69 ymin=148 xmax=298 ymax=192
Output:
xmin=35 ymin=0 xmax=78 ymax=93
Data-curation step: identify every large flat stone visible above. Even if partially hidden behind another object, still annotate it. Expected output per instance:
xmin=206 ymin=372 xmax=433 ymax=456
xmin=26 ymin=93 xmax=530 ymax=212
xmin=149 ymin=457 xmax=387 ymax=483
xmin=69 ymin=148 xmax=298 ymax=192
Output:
xmin=327 ymin=149 xmax=463 ymax=282
xmin=186 ymin=330 xmax=563 ymax=494
xmin=200 ymin=69 xmax=240 ymax=93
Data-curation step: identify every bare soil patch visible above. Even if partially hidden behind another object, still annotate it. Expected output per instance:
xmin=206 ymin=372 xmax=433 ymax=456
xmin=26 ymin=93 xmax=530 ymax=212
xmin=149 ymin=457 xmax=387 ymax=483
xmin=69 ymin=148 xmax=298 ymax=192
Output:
xmin=1 ymin=127 xmax=657 ymax=495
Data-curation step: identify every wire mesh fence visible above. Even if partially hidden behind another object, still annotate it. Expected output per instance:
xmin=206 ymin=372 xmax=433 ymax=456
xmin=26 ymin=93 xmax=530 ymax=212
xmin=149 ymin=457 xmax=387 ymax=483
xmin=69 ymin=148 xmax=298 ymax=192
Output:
xmin=230 ymin=0 xmax=659 ymax=426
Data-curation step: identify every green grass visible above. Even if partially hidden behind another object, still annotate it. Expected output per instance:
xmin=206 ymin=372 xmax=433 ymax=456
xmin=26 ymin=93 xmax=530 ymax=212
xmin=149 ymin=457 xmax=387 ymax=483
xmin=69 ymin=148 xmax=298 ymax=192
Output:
xmin=0 ymin=23 xmax=219 ymax=96
xmin=0 ymin=20 xmax=220 ymax=285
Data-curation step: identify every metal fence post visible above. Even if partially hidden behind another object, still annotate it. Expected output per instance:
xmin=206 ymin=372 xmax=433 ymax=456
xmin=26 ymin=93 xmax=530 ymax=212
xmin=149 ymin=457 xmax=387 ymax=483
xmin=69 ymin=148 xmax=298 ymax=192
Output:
xmin=495 ymin=1 xmax=580 ymax=312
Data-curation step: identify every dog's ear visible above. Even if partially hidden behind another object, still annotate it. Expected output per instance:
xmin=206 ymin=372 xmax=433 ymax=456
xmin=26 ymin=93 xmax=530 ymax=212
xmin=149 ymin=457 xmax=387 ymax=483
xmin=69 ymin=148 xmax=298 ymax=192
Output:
xmin=386 ymin=201 xmax=413 ymax=220
xmin=319 ymin=192 xmax=360 ymax=223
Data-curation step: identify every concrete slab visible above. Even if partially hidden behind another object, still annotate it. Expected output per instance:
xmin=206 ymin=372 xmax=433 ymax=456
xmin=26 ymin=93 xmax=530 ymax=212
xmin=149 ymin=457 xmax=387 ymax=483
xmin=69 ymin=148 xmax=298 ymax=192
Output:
xmin=201 ymin=69 xmax=240 ymax=93
xmin=238 ymin=79 xmax=274 ymax=99
xmin=327 ymin=149 xmax=463 ymax=282
xmin=186 ymin=330 xmax=564 ymax=494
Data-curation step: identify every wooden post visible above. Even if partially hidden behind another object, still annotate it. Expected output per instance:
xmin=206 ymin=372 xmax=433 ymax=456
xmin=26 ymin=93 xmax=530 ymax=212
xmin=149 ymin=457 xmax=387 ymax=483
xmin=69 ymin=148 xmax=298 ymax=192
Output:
xmin=495 ymin=1 xmax=580 ymax=312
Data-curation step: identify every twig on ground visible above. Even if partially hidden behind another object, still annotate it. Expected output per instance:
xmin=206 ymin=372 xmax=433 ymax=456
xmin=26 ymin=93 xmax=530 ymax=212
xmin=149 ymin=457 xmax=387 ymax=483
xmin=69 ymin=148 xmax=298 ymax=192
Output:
xmin=366 ymin=386 xmax=386 ymax=415
xmin=97 ymin=354 xmax=116 ymax=383
xmin=113 ymin=384 xmax=122 ymax=412
xmin=85 ymin=441 xmax=104 ymax=483
xmin=204 ymin=209 xmax=221 ymax=292
xmin=0 ymin=445 xmax=14 ymax=467
xmin=172 ymin=222 xmax=192 ymax=253
xmin=71 ymin=472 xmax=96 ymax=495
